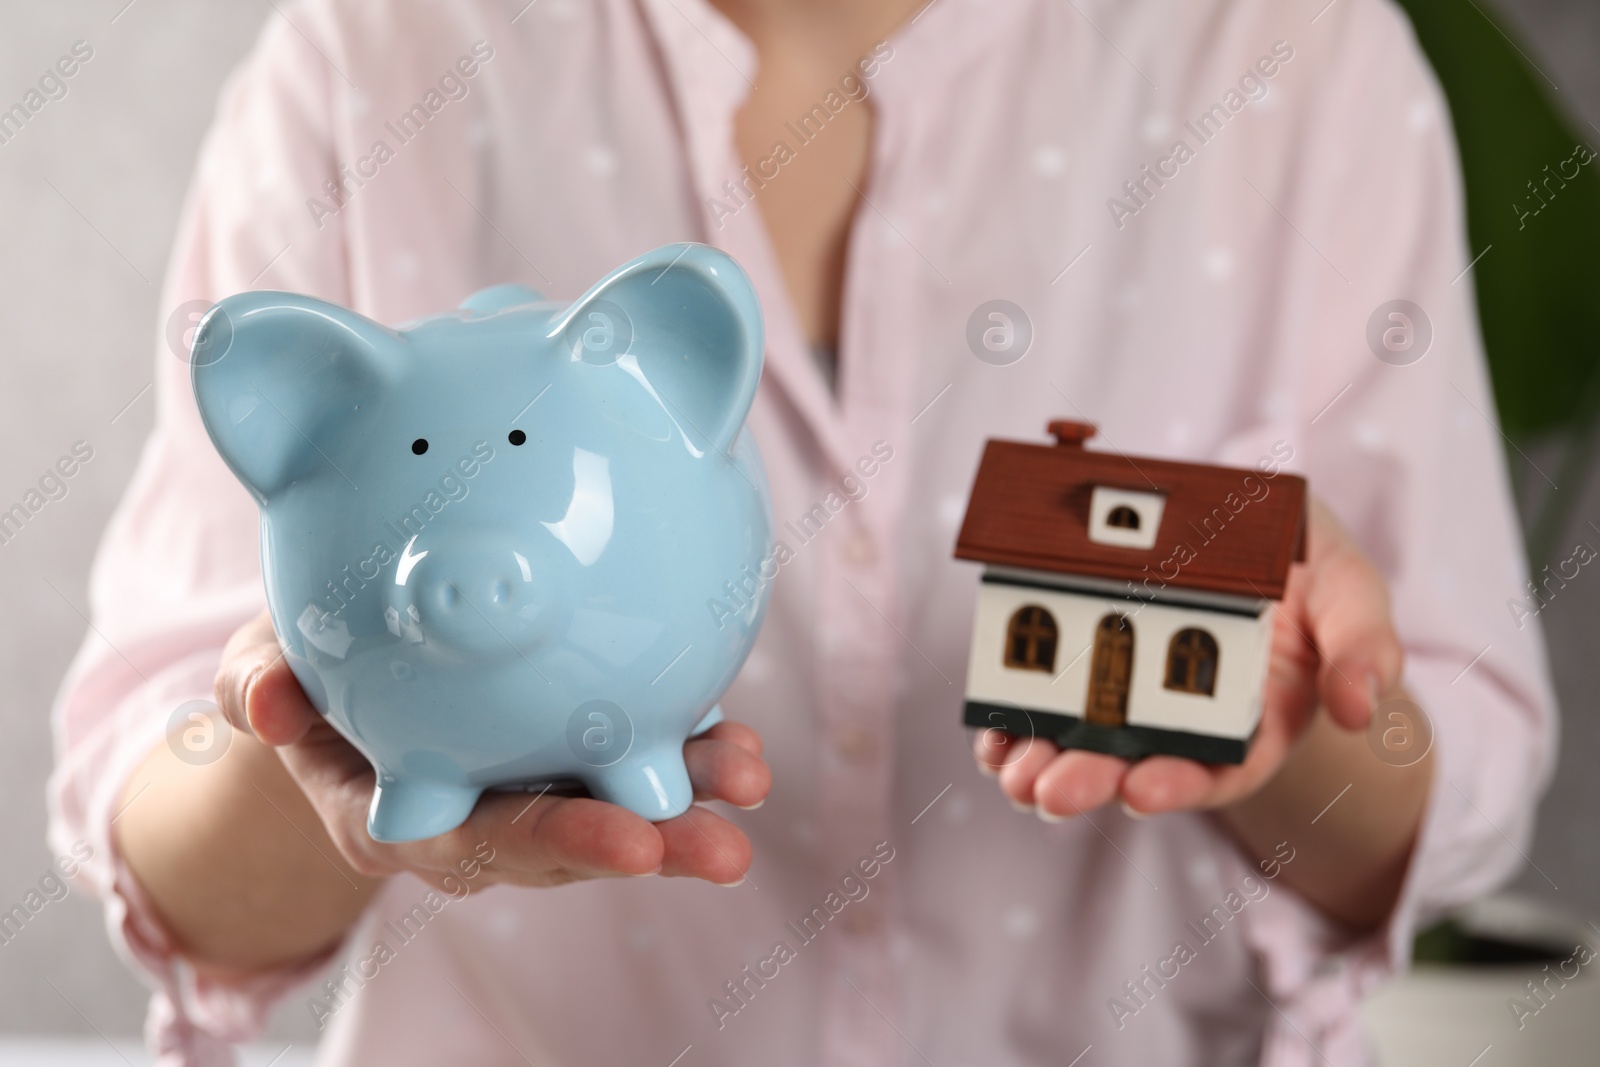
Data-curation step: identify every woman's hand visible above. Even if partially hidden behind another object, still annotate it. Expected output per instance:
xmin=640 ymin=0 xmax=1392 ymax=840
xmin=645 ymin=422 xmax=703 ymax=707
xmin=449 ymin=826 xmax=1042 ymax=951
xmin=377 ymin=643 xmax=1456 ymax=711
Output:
xmin=973 ymin=496 xmax=1404 ymax=820
xmin=218 ymin=610 xmax=770 ymax=892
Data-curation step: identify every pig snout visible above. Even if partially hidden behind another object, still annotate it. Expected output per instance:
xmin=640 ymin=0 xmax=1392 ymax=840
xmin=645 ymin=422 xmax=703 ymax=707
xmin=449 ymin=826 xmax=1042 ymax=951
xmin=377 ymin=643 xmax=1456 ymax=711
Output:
xmin=385 ymin=533 xmax=562 ymax=655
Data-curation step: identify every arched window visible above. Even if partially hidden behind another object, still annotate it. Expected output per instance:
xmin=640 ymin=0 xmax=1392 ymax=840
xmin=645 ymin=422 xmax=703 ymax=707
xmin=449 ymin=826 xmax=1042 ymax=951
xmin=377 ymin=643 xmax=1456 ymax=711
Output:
xmin=1004 ymin=605 xmax=1058 ymax=672
xmin=1107 ymin=505 xmax=1141 ymax=530
xmin=1165 ymin=628 xmax=1219 ymax=696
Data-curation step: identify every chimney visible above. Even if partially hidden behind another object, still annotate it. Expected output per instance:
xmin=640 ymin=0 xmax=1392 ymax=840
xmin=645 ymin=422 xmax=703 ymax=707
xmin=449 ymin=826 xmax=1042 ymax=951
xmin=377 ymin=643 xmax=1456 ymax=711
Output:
xmin=1048 ymin=420 xmax=1097 ymax=447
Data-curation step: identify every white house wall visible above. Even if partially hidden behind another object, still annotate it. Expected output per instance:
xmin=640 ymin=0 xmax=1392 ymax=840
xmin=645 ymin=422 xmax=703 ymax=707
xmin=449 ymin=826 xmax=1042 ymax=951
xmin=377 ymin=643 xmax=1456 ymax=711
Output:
xmin=964 ymin=579 xmax=1273 ymax=741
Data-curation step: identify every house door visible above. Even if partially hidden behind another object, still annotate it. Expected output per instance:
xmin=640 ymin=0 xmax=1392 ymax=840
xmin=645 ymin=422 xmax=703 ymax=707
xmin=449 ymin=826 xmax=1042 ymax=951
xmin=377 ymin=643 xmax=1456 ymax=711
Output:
xmin=1085 ymin=613 xmax=1134 ymax=727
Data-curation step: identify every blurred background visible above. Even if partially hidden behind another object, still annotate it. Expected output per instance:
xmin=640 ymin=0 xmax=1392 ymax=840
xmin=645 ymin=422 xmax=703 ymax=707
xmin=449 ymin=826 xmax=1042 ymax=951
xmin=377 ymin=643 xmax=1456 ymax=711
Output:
xmin=0 ymin=1 xmax=1596 ymax=1063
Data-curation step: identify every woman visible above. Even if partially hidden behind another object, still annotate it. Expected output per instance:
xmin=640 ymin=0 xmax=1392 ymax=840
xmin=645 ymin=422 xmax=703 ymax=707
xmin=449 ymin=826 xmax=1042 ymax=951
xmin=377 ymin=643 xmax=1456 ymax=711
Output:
xmin=50 ymin=0 xmax=1554 ymax=1063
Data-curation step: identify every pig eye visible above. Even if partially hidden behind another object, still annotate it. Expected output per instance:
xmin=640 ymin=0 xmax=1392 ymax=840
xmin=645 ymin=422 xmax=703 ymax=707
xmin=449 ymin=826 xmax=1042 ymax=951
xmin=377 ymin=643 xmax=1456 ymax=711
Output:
xmin=508 ymin=430 xmax=526 ymax=446
xmin=411 ymin=438 xmax=429 ymax=455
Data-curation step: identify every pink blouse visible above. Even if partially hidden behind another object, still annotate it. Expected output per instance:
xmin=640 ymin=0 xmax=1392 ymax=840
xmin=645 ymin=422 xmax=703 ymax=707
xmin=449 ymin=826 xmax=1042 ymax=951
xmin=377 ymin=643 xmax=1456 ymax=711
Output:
xmin=49 ymin=0 xmax=1556 ymax=1064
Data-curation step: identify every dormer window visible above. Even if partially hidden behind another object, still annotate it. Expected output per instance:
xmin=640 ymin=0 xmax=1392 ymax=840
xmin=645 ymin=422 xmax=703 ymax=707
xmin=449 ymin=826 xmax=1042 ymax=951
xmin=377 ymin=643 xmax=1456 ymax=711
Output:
xmin=1088 ymin=487 xmax=1165 ymax=549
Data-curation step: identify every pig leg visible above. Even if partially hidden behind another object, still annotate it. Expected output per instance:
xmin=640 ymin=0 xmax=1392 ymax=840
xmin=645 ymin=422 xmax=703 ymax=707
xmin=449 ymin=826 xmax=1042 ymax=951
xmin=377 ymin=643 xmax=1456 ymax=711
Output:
xmin=588 ymin=748 xmax=694 ymax=822
xmin=366 ymin=774 xmax=484 ymax=843
xmin=689 ymin=703 xmax=724 ymax=736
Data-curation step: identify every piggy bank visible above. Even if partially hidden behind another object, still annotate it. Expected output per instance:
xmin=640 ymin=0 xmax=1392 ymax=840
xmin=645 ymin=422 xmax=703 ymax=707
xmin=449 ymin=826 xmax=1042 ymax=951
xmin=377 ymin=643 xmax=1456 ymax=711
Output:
xmin=191 ymin=244 xmax=773 ymax=842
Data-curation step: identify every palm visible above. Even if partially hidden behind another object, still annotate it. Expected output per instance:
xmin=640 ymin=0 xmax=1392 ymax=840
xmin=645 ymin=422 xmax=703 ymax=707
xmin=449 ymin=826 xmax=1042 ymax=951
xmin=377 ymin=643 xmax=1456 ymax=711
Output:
xmin=978 ymin=497 xmax=1401 ymax=817
xmin=224 ymin=610 xmax=770 ymax=888
xmin=276 ymin=713 xmax=763 ymax=888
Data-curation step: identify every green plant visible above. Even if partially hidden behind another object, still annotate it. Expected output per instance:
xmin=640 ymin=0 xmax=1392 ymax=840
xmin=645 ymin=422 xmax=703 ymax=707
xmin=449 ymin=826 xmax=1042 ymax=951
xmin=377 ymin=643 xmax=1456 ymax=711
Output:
xmin=1396 ymin=0 xmax=1600 ymax=566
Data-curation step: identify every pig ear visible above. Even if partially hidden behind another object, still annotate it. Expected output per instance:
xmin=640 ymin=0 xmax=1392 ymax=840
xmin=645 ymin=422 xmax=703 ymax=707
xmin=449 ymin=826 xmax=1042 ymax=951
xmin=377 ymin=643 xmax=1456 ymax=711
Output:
xmin=554 ymin=244 xmax=763 ymax=454
xmin=191 ymin=292 xmax=403 ymax=502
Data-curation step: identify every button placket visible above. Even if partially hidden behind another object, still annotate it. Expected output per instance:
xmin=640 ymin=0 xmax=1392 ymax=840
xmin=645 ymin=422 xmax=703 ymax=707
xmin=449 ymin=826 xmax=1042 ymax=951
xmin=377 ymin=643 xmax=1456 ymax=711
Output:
xmin=814 ymin=229 xmax=915 ymax=1067
xmin=640 ymin=4 xmax=922 ymax=1061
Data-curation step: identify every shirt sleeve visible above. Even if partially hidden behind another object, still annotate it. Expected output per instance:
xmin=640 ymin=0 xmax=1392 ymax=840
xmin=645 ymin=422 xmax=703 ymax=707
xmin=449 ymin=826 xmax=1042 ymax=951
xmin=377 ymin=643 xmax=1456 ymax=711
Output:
xmin=46 ymin=5 xmax=355 ymax=1063
xmin=1226 ymin=2 xmax=1560 ymax=1064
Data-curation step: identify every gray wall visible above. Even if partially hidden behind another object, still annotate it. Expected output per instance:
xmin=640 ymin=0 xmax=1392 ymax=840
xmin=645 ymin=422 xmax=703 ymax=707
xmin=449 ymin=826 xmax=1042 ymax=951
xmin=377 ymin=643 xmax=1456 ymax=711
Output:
xmin=0 ymin=0 xmax=289 ymax=1040
xmin=0 ymin=0 xmax=1593 ymax=1043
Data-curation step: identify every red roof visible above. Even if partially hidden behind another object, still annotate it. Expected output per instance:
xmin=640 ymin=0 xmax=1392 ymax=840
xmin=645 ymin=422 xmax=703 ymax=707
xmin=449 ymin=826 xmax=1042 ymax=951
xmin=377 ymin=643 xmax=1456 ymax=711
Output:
xmin=954 ymin=421 xmax=1307 ymax=600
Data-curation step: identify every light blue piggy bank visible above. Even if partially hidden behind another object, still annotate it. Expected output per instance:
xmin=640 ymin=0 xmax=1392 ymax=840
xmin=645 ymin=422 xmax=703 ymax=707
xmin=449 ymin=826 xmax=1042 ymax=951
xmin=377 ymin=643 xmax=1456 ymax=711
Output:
xmin=192 ymin=244 xmax=773 ymax=842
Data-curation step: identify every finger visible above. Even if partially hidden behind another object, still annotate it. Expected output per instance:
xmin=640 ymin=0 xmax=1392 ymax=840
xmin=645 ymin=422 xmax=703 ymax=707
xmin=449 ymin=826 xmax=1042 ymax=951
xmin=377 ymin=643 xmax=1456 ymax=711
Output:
xmin=699 ymin=719 xmax=763 ymax=757
xmin=445 ymin=793 xmax=666 ymax=882
xmin=244 ymin=654 xmax=321 ymax=746
xmin=1034 ymin=749 xmax=1126 ymax=820
xmin=656 ymin=805 xmax=752 ymax=885
xmin=997 ymin=737 xmax=1059 ymax=810
xmin=1120 ymin=673 xmax=1311 ymax=814
xmin=278 ymin=734 xmax=666 ymax=885
xmin=1319 ymin=659 xmax=1388 ymax=734
xmin=213 ymin=613 xmax=274 ymax=733
xmin=685 ymin=736 xmax=771 ymax=809
xmin=1302 ymin=501 xmax=1404 ymax=731
xmin=973 ymin=727 xmax=1031 ymax=776
xmin=214 ymin=610 xmax=320 ymax=745
xmin=1120 ymin=756 xmax=1214 ymax=814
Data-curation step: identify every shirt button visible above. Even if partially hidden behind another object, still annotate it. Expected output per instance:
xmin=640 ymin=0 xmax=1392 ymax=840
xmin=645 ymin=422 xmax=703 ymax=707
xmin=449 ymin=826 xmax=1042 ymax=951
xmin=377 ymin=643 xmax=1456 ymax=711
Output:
xmin=844 ymin=532 xmax=877 ymax=566
xmin=835 ymin=726 xmax=877 ymax=763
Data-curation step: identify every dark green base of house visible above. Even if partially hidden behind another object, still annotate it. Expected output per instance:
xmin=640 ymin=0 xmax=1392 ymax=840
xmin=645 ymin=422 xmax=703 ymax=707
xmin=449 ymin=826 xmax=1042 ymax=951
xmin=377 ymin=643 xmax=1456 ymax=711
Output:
xmin=963 ymin=701 xmax=1249 ymax=765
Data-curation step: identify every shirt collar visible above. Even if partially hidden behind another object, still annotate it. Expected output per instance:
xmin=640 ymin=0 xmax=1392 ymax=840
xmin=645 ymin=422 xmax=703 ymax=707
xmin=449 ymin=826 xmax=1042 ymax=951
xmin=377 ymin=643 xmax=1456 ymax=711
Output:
xmin=635 ymin=0 xmax=1037 ymax=477
xmin=639 ymin=0 xmax=864 ymax=472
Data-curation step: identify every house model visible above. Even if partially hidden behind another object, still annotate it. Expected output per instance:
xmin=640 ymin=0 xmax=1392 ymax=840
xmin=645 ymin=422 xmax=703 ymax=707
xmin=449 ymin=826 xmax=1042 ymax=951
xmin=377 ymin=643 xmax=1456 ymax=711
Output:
xmin=953 ymin=420 xmax=1307 ymax=764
